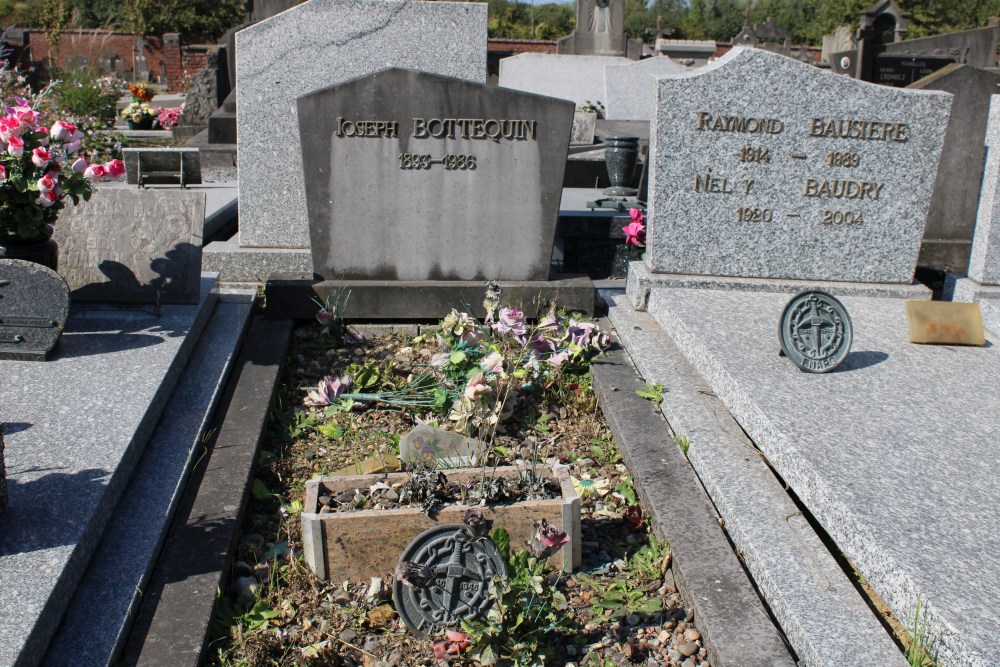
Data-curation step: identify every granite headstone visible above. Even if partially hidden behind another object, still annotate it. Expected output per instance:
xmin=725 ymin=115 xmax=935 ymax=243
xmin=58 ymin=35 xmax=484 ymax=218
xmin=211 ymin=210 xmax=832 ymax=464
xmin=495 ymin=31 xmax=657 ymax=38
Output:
xmin=604 ymin=56 xmax=688 ymax=121
xmin=498 ymin=53 xmax=629 ymax=108
xmin=571 ymin=111 xmax=597 ymax=145
xmin=298 ymin=68 xmax=574 ymax=281
xmin=967 ymin=94 xmax=1000 ymax=287
xmin=647 ymin=47 xmax=952 ymax=284
xmin=0 ymin=259 xmax=70 ymax=361
xmin=556 ymin=0 xmax=641 ymax=59
xmin=235 ymin=0 xmax=487 ymax=254
xmin=908 ymin=64 xmax=1000 ymax=273
xmin=54 ymin=189 xmax=205 ymax=303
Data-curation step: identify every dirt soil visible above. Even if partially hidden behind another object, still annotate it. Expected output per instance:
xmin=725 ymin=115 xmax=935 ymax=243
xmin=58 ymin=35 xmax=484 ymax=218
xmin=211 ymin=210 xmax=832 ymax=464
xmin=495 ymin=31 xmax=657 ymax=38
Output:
xmin=208 ymin=323 xmax=711 ymax=667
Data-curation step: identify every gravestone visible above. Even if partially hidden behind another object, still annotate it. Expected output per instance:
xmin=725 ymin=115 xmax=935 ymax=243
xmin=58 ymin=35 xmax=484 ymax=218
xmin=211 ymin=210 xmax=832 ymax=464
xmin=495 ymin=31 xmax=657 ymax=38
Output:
xmin=298 ymin=68 xmax=574 ymax=282
xmin=54 ymin=190 xmax=205 ymax=303
xmin=604 ymin=56 xmax=688 ymax=120
xmin=229 ymin=0 xmax=486 ymax=278
xmin=0 ymin=260 xmax=70 ymax=361
xmin=498 ymin=53 xmax=629 ymax=108
xmin=571 ymin=112 xmax=597 ymax=145
xmin=908 ymin=64 xmax=1000 ymax=272
xmin=644 ymin=47 xmax=951 ymax=285
xmin=556 ymin=0 xmax=641 ymax=59
xmin=123 ymin=147 xmax=202 ymax=187
xmin=399 ymin=425 xmax=482 ymax=468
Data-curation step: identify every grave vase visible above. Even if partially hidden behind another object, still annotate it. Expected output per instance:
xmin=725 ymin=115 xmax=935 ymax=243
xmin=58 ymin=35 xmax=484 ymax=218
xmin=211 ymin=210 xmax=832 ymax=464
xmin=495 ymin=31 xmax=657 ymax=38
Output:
xmin=127 ymin=116 xmax=156 ymax=130
xmin=0 ymin=234 xmax=59 ymax=272
xmin=604 ymin=135 xmax=639 ymax=197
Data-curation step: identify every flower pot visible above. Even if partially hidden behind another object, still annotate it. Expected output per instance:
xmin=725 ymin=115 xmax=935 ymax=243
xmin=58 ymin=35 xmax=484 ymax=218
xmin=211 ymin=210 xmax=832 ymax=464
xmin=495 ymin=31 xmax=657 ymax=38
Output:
xmin=0 ymin=236 xmax=58 ymax=272
xmin=604 ymin=135 xmax=640 ymax=197
xmin=301 ymin=463 xmax=581 ymax=582
xmin=127 ymin=116 xmax=156 ymax=130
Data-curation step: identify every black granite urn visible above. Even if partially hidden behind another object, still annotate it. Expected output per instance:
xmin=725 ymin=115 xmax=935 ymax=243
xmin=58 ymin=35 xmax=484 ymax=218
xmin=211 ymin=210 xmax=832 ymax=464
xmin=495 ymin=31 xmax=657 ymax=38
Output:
xmin=603 ymin=136 xmax=639 ymax=197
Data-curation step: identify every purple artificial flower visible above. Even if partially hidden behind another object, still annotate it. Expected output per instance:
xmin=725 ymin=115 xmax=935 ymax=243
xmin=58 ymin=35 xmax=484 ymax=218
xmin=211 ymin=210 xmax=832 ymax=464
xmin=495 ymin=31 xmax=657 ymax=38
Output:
xmin=304 ymin=374 xmax=352 ymax=406
xmin=493 ymin=307 xmax=527 ymax=340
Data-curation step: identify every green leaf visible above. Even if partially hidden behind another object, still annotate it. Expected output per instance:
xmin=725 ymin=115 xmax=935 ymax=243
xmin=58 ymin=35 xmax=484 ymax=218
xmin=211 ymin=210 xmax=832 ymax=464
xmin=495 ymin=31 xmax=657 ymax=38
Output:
xmin=263 ymin=540 xmax=288 ymax=559
xmin=491 ymin=527 xmax=510 ymax=559
xmin=318 ymin=423 xmax=343 ymax=439
xmin=450 ymin=349 xmax=467 ymax=364
xmin=251 ymin=478 xmax=272 ymax=502
xmin=478 ymin=644 xmax=498 ymax=666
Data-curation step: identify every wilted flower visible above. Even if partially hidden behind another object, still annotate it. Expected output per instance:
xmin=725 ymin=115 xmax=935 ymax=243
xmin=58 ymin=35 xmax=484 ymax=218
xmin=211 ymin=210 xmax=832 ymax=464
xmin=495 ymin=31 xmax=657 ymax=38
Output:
xmin=304 ymin=375 xmax=352 ymax=406
xmin=479 ymin=350 xmax=505 ymax=376
xmin=441 ymin=309 xmax=480 ymax=343
xmin=530 ymin=518 xmax=570 ymax=559
xmin=624 ymin=505 xmax=644 ymax=531
xmin=483 ymin=280 xmax=502 ymax=323
xmin=448 ymin=396 xmax=474 ymax=431
xmin=493 ymin=307 xmax=527 ymax=340
xmin=463 ymin=370 xmax=492 ymax=402
xmin=394 ymin=560 xmax=436 ymax=588
xmin=462 ymin=508 xmax=493 ymax=538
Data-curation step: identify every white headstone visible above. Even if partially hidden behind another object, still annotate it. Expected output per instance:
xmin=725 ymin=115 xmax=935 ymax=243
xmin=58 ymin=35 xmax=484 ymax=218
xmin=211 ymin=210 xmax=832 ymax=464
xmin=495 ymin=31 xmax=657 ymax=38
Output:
xmin=604 ymin=56 xmax=688 ymax=120
xmin=499 ymin=53 xmax=629 ymax=108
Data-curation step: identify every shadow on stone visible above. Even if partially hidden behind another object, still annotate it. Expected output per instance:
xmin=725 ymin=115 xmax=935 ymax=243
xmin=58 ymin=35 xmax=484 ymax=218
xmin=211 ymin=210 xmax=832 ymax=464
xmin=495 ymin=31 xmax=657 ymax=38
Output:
xmin=832 ymin=351 xmax=889 ymax=372
xmin=1 ymin=423 xmax=31 ymax=435
xmin=0 ymin=467 xmax=108 ymax=556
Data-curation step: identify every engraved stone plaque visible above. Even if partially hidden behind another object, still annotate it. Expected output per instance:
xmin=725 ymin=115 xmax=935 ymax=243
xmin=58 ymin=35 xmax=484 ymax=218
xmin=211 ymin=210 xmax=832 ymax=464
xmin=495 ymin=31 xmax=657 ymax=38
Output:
xmin=393 ymin=525 xmax=507 ymax=636
xmin=54 ymin=189 xmax=205 ymax=304
xmin=779 ymin=290 xmax=853 ymax=373
xmin=647 ymin=47 xmax=952 ymax=283
xmin=906 ymin=300 xmax=985 ymax=346
xmin=298 ymin=68 xmax=574 ymax=281
xmin=0 ymin=259 xmax=70 ymax=361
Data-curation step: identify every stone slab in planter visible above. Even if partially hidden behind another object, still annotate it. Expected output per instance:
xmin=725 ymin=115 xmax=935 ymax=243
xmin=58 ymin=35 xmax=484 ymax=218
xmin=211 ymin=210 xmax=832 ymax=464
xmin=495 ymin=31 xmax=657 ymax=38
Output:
xmin=302 ymin=464 xmax=581 ymax=582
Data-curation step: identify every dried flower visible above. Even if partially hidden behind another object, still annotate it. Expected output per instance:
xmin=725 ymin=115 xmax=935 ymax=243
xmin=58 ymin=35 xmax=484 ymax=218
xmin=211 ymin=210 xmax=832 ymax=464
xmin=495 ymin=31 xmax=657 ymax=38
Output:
xmin=530 ymin=518 xmax=570 ymax=559
xmin=462 ymin=508 xmax=493 ymax=538
xmin=395 ymin=560 xmax=436 ymax=588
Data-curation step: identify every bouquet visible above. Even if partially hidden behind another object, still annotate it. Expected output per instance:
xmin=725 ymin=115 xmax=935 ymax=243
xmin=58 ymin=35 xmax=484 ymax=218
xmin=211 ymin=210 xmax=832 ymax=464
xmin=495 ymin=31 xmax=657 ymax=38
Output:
xmin=0 ymin=95 xmax=124 ymax=241
xmin=120 ymin=101 xmax=157 ymax=124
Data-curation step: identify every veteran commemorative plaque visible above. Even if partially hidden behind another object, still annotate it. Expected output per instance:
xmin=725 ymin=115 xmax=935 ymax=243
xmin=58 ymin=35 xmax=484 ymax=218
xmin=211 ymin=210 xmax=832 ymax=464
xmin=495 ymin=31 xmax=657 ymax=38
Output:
xmin=779 ymin=290 xmax=853 ymax=373
xmin=393 ymin=525 xmax=507 ymax=636
xmin=0 ymin=259 xmax=71 ymax=361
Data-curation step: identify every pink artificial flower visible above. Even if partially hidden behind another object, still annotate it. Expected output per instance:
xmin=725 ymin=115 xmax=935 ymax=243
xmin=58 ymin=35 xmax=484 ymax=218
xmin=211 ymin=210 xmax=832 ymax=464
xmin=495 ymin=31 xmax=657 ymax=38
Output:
xmin=31 ymin=147 xmax=50 ymax=168
xmin=35 ymin=190 xmax=57 ymax=208
xmin=463 ymin=370 xmax=491 ymax=402
xmin=84 ymin=164 xmax=108 ymax=180
xmin=71 ymin=157 xmax=88 ymax=173
xmin=623 ymin=208 xmax=646 ymax=247
xmin=6 ymin=135 xmax=23 ymax=157
xmin=104 ymin=160 xmax=125 ymax=180
xmin=530 ymin=518 xmax=571 ymax=558
xmin=0 ymin=164 xmax=5 ymax=181
xmin=493 ymin=307 xmax=527 ymax=340
xmin=63 ymin=139 xmax=82 ymax=154
xmin=50 ymin=120 xmax=77 ymax=141
xmin=479 ymin=350 xmax=505 ymax=376
xmin=15 ymin=110 xmax=35 ymax=128
xmin=304 ymin=375 xmax=352 ymax=406
xmin=37 ymin=173 xmax=57 ymax=191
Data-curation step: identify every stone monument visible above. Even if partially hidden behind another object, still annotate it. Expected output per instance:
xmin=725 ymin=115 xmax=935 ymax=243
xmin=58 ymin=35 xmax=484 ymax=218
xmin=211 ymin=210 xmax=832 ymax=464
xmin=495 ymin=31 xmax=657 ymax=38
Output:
xmin=557 ymin=0 xmax=642 ymax=60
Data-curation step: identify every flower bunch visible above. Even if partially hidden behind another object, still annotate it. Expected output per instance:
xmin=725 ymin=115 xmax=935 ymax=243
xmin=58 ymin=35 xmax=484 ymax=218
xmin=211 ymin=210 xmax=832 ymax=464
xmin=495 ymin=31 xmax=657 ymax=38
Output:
xmin=128 ymin=82 xmax=154 ymax=103
xmin=623 ymin=207 xmax=646 ymax=247
xmin=120 ymin=102 xmax=157 ymax=123
xmin=156 ymin=105 xmax=182 ymax=129
xmin=0 ymin=95 xmax=124 ymax=240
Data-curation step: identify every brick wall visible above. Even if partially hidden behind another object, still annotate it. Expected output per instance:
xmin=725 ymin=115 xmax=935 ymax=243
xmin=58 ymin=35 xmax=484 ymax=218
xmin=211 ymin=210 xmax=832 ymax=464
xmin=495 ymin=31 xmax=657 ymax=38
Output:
xmin=14 ymin=29 xmax=213 ymax=92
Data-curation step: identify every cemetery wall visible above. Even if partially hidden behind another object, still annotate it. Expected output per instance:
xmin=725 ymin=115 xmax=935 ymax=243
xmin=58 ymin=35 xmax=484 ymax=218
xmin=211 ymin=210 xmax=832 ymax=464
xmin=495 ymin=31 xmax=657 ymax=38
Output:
xmin=11 ymin=29 xmax=213 ymax=92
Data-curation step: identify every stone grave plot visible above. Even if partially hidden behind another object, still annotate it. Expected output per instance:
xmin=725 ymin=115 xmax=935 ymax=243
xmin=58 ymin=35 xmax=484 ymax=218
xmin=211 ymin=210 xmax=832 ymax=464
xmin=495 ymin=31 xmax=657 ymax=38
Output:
xmin=498 ymin=53 xmax=630 ymax=109
xmin=54 ymin=189 xmax=205 ymax=304
xmin=215 ymin=0 xmax=487 ymax=281
xmin=604 ymin=56 xmax=689 ymax=121
xmin=948 ymin=93 xmax=1000 ymax=334
xmin=645 ymin=47 xmax=951 ymax=285
xmin=299 ymin=68 xmax=573 ymax=282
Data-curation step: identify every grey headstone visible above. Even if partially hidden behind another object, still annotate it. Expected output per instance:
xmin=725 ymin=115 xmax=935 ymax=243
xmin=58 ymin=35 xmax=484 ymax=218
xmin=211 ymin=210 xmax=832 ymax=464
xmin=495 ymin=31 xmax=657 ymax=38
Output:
xmin=604 ymin=56 xmax=688 ymax=121
xmin=122 ymin=148 xmax=202 ymax=186
xmin=909 ymin=64 xmax=1000 ymax=273
xmin=399 ymin=425 xmax=482 ymax=468
xmin=968 ymin=94 xmax=1000 ymax=286
xmin=499 ymin=53 xmax=630 ymax=108
xmin=571 ymin=111 xmax=597 ymax=145
xmin=54 ymin=189 xmax=206 ymax=303
xmin=393 ymin=525 xmax=507 ymax=636
xmin=299 ymin=68 xmax=573 ymax=281
xmin=556 ymin=0 xmax=641 ymax=58
xmin=236 ymin=0 xmax=487 ymax=252
xmin=647 ymin=47 xmax=952 ymax=284
xmin=0 ymin=260 xmax=70 ymax=361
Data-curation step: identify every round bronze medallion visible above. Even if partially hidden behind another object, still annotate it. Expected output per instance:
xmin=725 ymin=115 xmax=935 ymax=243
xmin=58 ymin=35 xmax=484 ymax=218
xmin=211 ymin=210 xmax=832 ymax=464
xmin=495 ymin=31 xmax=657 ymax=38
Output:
xmin=393 ymin=525 xmax=508 ymax=636
xmin=779 ymin=290 xmax=853 ymax=373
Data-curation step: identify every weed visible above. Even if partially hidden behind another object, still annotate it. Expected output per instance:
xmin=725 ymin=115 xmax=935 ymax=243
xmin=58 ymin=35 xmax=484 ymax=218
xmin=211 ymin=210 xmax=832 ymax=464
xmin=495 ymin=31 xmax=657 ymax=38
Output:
xmin=674 ymin=434 xmax=692 ymax=457
xmin=635 ymin=383 xmax=664 ymax=404
xmin=629 ymin=534 xmax=670 ymax=581
xmin=905 ymin=595 xmax=938 ymax=667
xmin=588 ymin=579 xmax=664 ymax=621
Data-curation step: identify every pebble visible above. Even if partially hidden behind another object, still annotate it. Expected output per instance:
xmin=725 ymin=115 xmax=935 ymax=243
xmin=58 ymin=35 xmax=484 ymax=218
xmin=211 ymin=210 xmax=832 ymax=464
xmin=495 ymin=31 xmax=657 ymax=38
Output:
xmin=681 ymin=660 xmax=696 ymax=667
xmin=232 ymin=560 xmax=253 ymax=577
xmin=625 ymin=614 xmax=640 ymax=626
xmin=333 ymin=589 xmax=352 ymax=604
xmin=339 ymin=628 xmax=358 ymax=643
xmin=676 ymin=622 xmax=686 ymax=633
xmin=384 ymin=488 xmax=399 ymax=502
xmin=684 ymin=628 xmax=701 ymax=642
xmin=566 ymin=645 xmax=577 ymax=656
xmin=677 ymin=641 xmax=699 ymax=657
xmin=319 ymin=506 xmax=332 ymax=514
xmin=318 ymin=494 xmax=332 ymax=506
xmin=658 ymin=630 xmax=671 ymax=643
xmin=233 ymin=576 xmax=258 ymax=606
xmin=239 ymin=533 xmax=265 ymax=551
xmin=667 ymin=649 xmax=682 ymax=663
xmin=363 ymin=637 xmax=379 ymax=653
xmin=335 ymin=490 xmax=355 ymax=504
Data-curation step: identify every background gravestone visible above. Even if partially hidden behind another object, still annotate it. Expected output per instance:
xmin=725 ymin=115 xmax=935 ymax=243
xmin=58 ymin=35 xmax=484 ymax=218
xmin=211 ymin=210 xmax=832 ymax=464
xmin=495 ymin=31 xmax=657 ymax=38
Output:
xmin=0 ymin=260 xmax=70 ymax=361
xmin=498 ymin=53 xmax=629 ymax=108
xmin=646 ymin=47 xmax=951 ymax=284
xmin=235 ymin=0 xmax=487 ymax=255
xmin=556 ymin=0 xmax=641 ymax=59
xmin=299 ymin=68 xmax=574 ymax=281
xmin=908 ymin=64 xmax=1000 ymax=273
xmin=604 ymin=56 xmax=688 ymax=120
xmin=55 ymin=189 xmax=205 ymax=303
